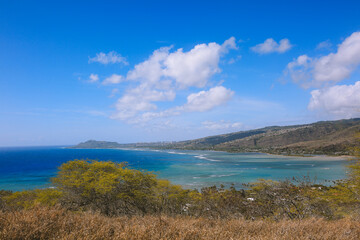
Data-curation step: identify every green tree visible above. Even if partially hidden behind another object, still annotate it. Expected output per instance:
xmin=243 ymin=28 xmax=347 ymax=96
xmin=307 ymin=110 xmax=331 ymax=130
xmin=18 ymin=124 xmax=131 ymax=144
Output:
xmin=52 ymin=159 xmax=160 ymax=216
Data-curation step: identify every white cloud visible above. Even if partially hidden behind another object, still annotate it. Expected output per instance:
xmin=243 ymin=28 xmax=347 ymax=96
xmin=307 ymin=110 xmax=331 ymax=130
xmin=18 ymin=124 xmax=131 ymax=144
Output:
xmin=287 ymin=31 xmax=360 ymax=88
xmin=89 ymin=51 xmax=128 ymax=65
xmin=163 ymin=43 xmax=222 ymax=88
xmin=313 ymin=32 xmax=360 ymax=83
xmin=111 ymin=86 xmax=234 ymax=123
xmin=127 ymin=46 xmax=170 ymax=84
xmin=308 ymin=81 xmax=360 ymax=118
xmin=251 ymin=38 xmax=292 ymax=54
xmin=111 ymin=83 xmax=176 ymax=121
xmin=88 ymin=73 xmax=99 ymax=83
xmin=102 ymin=74 xmax=123 ymax=85
xmin=183 ymin=86 xmax=234 ymax=112
xmin=127 ymin=37 xmax=237 ymax=88
xmin=221 ymin=36 xmax=238 ymax=52
xmin=110 ymin=38 xmax=237 ymax=123
xmin=285 ymin=55 xmax=313 ymax=87
xmin=202 ymin=120 xmax=243 ymax=131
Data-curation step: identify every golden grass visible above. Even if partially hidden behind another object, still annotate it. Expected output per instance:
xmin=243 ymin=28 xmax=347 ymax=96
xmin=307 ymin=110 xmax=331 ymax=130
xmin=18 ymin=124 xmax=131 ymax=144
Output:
xmin=1 ymin=207 xmax=360 ymax=240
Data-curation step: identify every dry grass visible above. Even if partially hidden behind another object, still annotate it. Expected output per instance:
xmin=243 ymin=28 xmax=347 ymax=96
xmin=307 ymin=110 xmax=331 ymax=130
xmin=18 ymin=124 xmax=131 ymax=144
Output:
xmin=1 ymin=207 xmax=360 ymax=240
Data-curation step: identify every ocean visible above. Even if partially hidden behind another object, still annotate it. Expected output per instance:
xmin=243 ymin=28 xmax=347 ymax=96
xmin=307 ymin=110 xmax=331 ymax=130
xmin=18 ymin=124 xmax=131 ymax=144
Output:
xmin=0 ymin=146 xmax=350 ymax=191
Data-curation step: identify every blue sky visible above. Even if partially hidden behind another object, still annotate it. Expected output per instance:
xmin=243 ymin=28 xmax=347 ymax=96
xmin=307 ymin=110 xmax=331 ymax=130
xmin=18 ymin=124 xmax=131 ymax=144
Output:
xmin=1 ymin=0 xmax=360 ymax=146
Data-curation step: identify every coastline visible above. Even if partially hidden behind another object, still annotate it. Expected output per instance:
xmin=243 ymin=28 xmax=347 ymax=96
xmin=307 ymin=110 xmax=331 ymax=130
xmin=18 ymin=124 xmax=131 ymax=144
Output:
xmin=263 ymin=152 xmax=355 ymax=161
xmin=113 ymin=147 xmax=356 ymax=162
xmin=67 ymin=146 xmax=356 ymax=161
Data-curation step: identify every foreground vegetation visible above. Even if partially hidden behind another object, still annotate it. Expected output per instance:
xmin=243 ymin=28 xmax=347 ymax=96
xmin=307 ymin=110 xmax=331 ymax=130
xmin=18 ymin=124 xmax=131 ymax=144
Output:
xmin=1 ymin=141 xmax=360 ymax=239
xmin=1 ymin=207 xmax=360 ymax=240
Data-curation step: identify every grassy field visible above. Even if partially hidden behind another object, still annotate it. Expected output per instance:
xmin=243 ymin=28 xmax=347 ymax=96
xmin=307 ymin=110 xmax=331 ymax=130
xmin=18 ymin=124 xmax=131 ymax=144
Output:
xmin=1 ymin=207 xmax=360 ymax=240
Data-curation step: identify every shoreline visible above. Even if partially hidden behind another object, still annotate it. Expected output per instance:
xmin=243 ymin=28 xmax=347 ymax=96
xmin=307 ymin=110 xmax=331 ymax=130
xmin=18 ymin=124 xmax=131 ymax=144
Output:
xmin=117 ymin=147 xmax=356 ymax=161
xmin=113 ymin=147 xmax=356 ymax=162
xmin=263 ymin=152 xmax=355 ymax=161
xmin=67 ymin=146 xmax=356 ymax=161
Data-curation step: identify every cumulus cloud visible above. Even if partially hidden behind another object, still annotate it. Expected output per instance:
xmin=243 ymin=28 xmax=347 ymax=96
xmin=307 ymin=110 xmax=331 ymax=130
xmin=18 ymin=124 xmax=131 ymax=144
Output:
xmin=127 ymin=46 xmax=170 ymax=84
xmin=111 ymin=83 xmax=176 ymax=121
xmin=251 ymin=38 xmax=292 ymax=54
xmin=308 ymin=81 xmax=360 ymax=117
xmin=111 ymin=86 xmax=234 ymax=123
xmin=163 ymin=43 xmax=222 ymax=88
xmin=285 ymin=55 xmax=313 ymax=87
xmin=89 ymin=51 xmax=128 ymax=65
xmin=88 ymin=73 xmax=99 ymax=83
xmin=202 ymin=120 xmax=243 ymax=131
xmin=286 ymin=31 xmax=360 ymax=88
xmin=110 ymin=38 xmax=237 ymax=123
xmin=182 ymin=86 xmax=234 ymax=112
xmin=221 ymin=36 xmax=238 ymax=52
xmin=313 ymin=32 xmax=360 ymax=83
xmin=127 ymin=37 xmax=237 ymax=88
xmin=102 ymin=74 xmax=123 ymax=85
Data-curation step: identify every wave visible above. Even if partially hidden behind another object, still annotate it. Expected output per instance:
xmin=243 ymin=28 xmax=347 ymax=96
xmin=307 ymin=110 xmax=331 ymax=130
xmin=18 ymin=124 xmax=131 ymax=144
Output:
xmin=194 ymin=155 xmax=221 ymax=162
xmin=166 ymin=151 xmax=188 ymax=155
xmin=209 ymin=174 xmax=237 ymax=178
xmin=167 ymin=151 xmax=177 ymax=154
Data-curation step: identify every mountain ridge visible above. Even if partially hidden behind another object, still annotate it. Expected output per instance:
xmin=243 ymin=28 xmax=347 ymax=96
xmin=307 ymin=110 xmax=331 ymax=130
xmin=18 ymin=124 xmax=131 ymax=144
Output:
xmin=70 ymin=118 xmax=360 ymax=155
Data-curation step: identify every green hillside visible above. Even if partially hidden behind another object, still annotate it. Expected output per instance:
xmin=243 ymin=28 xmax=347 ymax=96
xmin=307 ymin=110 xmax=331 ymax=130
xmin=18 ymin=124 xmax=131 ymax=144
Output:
xmin=70 ymin=118 xmax=360 ymax=155
xmin=163 ymin=118 xmax=360 ymax=155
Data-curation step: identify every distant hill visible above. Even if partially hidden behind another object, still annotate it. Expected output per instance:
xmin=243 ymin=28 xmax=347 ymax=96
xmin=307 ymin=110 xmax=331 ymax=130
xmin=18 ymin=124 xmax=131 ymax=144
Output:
xmin=68 ymin=140 xmax=123 ymax=149
xmin=70 ymin=118 xmax=360 ymax=155
xmin=69 ymin=140 xmax=173 ymax=149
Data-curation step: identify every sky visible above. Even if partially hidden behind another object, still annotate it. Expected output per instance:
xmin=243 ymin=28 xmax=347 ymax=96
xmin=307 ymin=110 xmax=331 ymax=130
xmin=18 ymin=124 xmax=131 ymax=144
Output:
xmin=1 ymin=0 xmax=360 ymax=146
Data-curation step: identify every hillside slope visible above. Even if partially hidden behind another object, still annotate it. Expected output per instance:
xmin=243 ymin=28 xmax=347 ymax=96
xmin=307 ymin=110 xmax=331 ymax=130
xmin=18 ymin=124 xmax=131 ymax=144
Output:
xmin=70 ymin=118 xmax=360 ymax=155
xmin=162 ymin=118 xmax=360 ymax=155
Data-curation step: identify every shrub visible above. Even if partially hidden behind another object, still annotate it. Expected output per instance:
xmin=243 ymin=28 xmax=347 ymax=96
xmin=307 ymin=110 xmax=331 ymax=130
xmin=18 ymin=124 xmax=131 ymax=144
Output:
xmin=51 ymin=159 xmax=194 ymax=216
xmin=3 ymin=188 xmax=62 ymax=210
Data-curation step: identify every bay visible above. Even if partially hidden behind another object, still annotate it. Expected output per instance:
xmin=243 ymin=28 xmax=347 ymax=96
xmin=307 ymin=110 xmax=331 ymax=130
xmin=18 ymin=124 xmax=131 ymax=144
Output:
xmin=0 ymin=146 xmax=350 ymax=191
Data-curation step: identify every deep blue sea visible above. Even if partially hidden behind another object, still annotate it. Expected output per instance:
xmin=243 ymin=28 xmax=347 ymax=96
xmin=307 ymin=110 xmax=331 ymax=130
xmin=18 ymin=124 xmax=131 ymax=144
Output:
xmin=0 ymin=146 xmax=350 ymax=191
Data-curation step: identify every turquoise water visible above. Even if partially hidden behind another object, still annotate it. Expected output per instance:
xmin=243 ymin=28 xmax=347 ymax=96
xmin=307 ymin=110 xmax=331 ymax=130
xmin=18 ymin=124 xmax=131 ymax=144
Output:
xmin=0 ymin=146 xmax=350 ymax=191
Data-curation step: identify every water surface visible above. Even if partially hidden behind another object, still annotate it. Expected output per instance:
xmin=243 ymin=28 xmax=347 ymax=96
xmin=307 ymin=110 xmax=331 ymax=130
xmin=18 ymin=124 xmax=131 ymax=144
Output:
xmin=0 ymin=146 xmax=350 ymax=191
